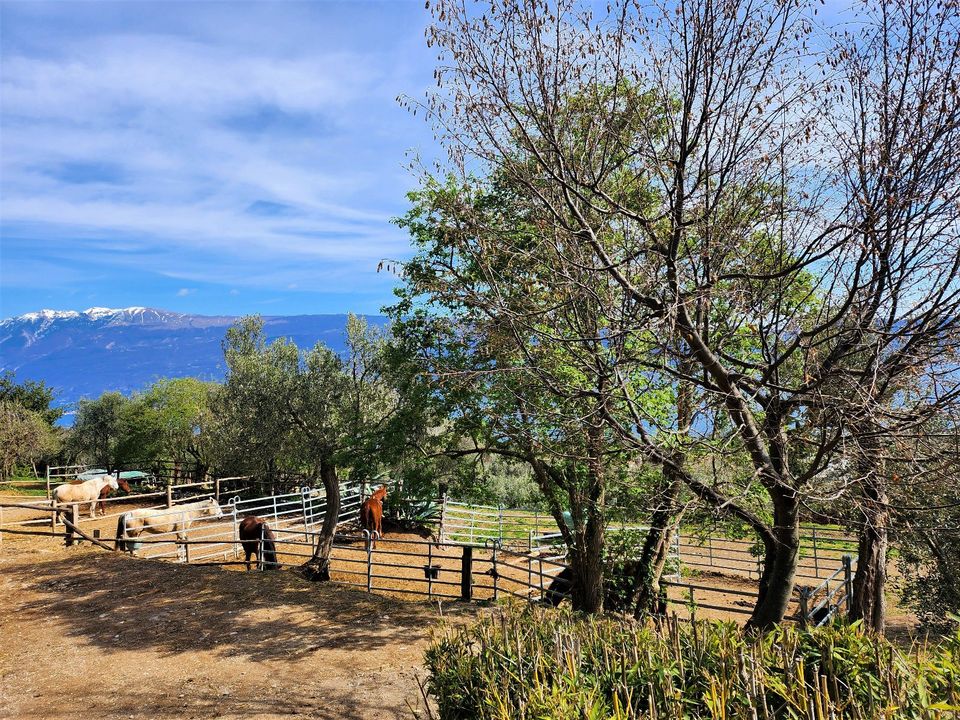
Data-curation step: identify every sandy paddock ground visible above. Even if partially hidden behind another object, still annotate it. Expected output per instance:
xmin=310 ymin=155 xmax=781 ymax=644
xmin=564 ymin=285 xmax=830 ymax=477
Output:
xmin=0 ymin=530 xmax=480 ymax=720
xmin=0 ymin=497 xmax=921 ymax=720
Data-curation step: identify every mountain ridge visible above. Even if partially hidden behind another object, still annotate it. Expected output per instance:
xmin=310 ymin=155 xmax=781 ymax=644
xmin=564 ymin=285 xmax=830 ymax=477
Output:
xmin=0 ymin=307 xmax=387 ymax=414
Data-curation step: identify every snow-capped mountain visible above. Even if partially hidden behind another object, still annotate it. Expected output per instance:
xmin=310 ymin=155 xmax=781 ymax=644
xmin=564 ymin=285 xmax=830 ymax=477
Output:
xmin=0 ymin=307 xmax=386 ymax=416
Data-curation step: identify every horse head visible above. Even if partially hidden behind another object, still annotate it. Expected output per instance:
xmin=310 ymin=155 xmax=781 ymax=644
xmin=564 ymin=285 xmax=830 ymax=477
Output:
xmin=106 ymin=476 xmax=120 ymax=491
xmin=117 ymin=476 xmax=132 ymax=493
xmin=206 ymin=498 xmax=224 ymax=519
xmin=372 ymin=485 xmax=388 ymax=502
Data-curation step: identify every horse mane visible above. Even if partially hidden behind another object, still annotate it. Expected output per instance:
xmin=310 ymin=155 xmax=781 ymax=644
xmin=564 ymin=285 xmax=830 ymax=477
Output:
xmin=371 ymin=485 xmax=388 ymax=501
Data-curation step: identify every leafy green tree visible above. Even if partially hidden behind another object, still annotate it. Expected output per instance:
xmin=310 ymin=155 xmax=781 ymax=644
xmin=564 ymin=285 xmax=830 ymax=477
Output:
xmin=0 ymin=401 xmax=59 ymax=479
xmin=139 ymin=378 xmax=218 ymax=478
xmin=0 ymin=371 xmax=63 ymax=425
xmin=212 ymin=315 xmax=408 ymax=578
xmin=68 ymin=392 xmax=162 ymax=471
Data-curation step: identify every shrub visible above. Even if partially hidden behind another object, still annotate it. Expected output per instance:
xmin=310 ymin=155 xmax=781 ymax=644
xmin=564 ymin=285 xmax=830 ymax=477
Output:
xmin=424 ymin=606 xmax=960 ymax=719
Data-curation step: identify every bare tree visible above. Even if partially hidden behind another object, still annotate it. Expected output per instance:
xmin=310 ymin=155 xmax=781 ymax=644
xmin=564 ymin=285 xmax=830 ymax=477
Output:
xmin=416 ymin=0 xmax=960 ymax=628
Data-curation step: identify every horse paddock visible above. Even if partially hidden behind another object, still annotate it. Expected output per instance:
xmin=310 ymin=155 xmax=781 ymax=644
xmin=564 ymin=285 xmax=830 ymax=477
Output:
xmin=0 ymin=534 xmax=477 ymax=720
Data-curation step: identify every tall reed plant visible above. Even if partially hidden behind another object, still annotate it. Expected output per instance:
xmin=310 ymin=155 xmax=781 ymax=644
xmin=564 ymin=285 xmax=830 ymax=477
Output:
xmin=424 ymin=607 xmax=960 ymax=719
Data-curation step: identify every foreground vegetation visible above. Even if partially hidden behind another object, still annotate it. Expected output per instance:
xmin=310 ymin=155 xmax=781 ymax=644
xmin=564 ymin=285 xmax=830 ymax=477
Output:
xmin=426 ymin=607 xmax=960 ymax=720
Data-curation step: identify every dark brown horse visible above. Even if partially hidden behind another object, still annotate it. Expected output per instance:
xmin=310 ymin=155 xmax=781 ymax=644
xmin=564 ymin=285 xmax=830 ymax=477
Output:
xmin=359 ymin=485 xmax=387 ymax=543
xmin=238 ymin=516 xmax=279 ymax=571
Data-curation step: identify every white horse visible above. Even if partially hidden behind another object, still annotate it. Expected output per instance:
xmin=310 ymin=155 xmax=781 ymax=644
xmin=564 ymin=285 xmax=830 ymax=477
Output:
xmin=115 ymin=498 xmax=224 ymax=553
xmin=52 ymin=474 xmax=129 ymax=521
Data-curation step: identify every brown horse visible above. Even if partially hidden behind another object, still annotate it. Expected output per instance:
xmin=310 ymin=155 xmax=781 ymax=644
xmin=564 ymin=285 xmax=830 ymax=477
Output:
xmin=359 ymin=485 xmax=387 ymax=543
xmin=96 ymin=476 xmax=132 ymax=516
xmin=238 ymin=516 xmax=279 ymax=571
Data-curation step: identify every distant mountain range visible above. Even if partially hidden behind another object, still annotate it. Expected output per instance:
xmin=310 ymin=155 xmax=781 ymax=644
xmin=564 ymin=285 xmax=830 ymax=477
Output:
xmin=0 ymin=307 xmax=387 ymax=415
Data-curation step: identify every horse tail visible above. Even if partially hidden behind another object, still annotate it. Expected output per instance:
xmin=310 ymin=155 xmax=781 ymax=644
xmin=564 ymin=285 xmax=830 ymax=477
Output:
xmin=262 ymin=524 xmax=279 ymax=570
xmin=115 ymin=513 xmax=128 ymax=551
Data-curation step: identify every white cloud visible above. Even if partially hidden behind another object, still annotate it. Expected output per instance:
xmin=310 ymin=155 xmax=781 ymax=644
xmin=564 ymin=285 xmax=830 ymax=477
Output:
xmin=0 ymin=5 xmax=436 ymax=299
xmin=176 ymin=288 xmax=195 ymax=297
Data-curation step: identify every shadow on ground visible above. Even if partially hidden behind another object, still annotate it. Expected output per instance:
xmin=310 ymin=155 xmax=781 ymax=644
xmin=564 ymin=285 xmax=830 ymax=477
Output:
xmin=5 ymin=548 xmax=471 ymax=664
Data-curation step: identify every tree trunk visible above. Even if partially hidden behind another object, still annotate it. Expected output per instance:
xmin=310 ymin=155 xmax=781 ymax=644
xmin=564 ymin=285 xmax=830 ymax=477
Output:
xmin=568 ymin=422 xmax=606 ymax=613
xmin=568 ymin=510 xmax=605 ymax=612
xmin=633 ymin=377 xmax=690 ymax=618
xmin=303 ymin=455 xmax=340 ymax=581
xmin=747 ymin=492 xmax=800 ymax=630
xmin=632 ymin=476 xmax=681 ymax=618
xmin=850 ymin=474 xmax=888 ymax=632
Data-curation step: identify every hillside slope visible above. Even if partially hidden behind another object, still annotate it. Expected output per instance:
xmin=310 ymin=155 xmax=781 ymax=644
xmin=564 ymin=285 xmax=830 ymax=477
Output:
xmin=0 ymin=307 xmax=386 ymax=410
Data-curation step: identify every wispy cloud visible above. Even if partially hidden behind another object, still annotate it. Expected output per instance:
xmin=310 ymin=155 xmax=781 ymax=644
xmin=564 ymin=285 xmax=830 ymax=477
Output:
xmin=176 ymin=288 xmax=195 ymax=297
xmin=0 ymin=2 xmax=436 ymax=316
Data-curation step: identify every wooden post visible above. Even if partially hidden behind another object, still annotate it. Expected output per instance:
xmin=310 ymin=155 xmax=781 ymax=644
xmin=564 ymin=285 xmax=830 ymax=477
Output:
xmin=65 ymin=504 xmax=78 ymax=547
xmin=427 ymin=542 xmax=434 ymax=600
xmin=215 ymin=477 xmax=221 ymax=503
xmin=45 ymin=466 xmax=51 ymax=501
xmin=798 ymin=587 xmax=811 ymax=627
xmin=460 ymin=545 xmax=473 ymax=601
xmin=166 ymin=481 xmax=173 ymax=508
xmin=842 ymin=555 xmax=854 ymax=616
xmin=437 ymin=494 xmax=447 ymax=545
xmin=50 ymin=496 xmax=58 ymax=532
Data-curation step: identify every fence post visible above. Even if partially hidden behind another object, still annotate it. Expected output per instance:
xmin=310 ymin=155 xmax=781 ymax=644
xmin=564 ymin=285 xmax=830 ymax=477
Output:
xmin=842 ymin=554 xmax=854 ymax=616
xmin=708 ymin=535 xmax=714 ymax=567
xmin=813 ymin=529 xmax=820 ymax=577
xmin=258 ymin=524 xmax=265 ymax=571
xmin=65 ymin=504 xmax=78 ymax=547
xmin=427 ymin=541 xmax=434 ymax=600
xmin=45 ymin=466 xmax=51 ymax=501
xmin=798 ymin=587 xmax=811 ymax=627
xmin=272 ymin=496 xmax=278 ymax=523
xmin=232 ymin=504 xmax=240 ymax=559
xmin=184 ymin=522 xmax=191 ymax=564
xmin=166 ymin=481 xmax=173 ymax=508
xmin=498 ymin=504 xmax=503 ymax=545
xmin=365 ymin=530 xmax=375 ymax=592
xmin=215 ymin=477 xmax=221 ymax=503
xmin=50 ymin=496 xmax=58 ymax=532
xmin=461 ymin=545 xmax=473 ymax=601
xmin=438 ymin=494 xmax=447 ymax=544
xmin=492 ymin=543 xmax=499 ymax=601
xmin=301 ymin=488 xmax=310 ymax=542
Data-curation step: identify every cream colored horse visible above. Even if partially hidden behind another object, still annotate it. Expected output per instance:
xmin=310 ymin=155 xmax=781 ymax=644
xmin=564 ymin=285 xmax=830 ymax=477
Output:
xmin=52 ymin=474 xmax=126 ymax=521
xmin=116 ymin=498 xmax=224 ymax=553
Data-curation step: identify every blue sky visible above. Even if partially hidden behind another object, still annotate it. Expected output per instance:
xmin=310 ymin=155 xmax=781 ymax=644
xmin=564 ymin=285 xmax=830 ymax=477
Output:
xmin=0 ymin=0 xmax=439 ymax=319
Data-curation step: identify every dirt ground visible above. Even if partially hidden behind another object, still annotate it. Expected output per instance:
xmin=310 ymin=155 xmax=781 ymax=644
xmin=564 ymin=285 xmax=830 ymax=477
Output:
xmin=0 ymin=533 xmax=478 ymax=720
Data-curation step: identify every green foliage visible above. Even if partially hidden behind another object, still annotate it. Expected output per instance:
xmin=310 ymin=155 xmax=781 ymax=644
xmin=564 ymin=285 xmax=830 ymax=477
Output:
xmin=0 ymin=400 xmax=59 ymax=479
xmin=425 ymin=607 xmax=960 ymax=719
xmin=68 ymin=392 xmax=159 ymax=469
xmin=0 ymin=371 xmax=63 ymax=425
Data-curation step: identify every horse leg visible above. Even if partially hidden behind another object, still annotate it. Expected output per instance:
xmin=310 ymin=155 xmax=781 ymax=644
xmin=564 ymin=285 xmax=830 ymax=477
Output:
xmin=244 ymin=548 xmax=252 ymax=572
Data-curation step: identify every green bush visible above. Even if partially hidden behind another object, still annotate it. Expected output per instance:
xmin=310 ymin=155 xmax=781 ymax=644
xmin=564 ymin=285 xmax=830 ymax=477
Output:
xmin=424 ymin=606 xmax=960 ymax=719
